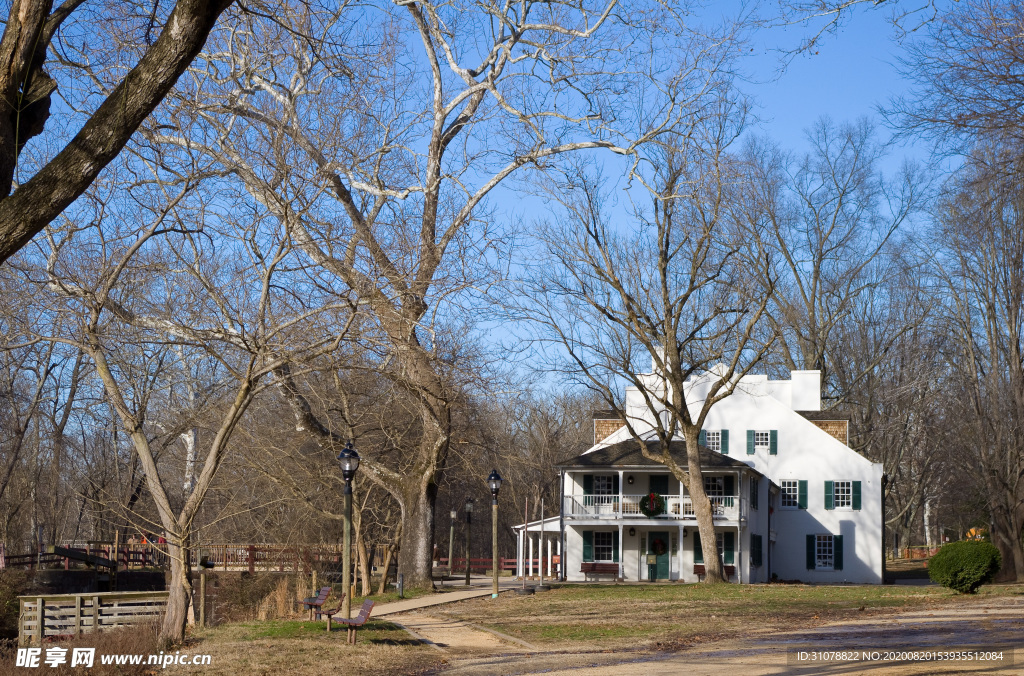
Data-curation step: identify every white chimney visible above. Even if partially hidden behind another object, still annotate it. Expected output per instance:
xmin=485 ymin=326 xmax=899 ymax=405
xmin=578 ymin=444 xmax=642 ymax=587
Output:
xmin=790 ymin=370 xmax=821 ymax=411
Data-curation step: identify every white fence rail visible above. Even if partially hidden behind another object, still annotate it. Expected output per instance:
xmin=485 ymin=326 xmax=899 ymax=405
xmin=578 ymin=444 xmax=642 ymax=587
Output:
xmin=563 ymin=494 xmax=740 ymax=520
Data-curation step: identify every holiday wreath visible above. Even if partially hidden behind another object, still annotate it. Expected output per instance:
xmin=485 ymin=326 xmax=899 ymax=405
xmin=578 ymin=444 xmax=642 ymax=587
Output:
xmin=650 ymin=538 xmax=668 ymax=556
xmin=639 ymin=492 xmax=665 ymax=518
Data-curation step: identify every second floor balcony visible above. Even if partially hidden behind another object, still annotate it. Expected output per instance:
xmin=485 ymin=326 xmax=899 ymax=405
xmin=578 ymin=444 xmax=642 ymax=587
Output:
xmin=563 ymin=494 xmax=741 ymax=521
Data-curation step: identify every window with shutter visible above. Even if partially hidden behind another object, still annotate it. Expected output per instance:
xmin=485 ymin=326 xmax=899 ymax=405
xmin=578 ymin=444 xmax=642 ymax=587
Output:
xmin=798 ymin=480 xmax=808 ymax=509
xmin=721 ymin=429 xmax=729 ymax=454
xmin=746 ymin=430 xmax=755 ymax=455
xmin=852 ymin=481 xmax=861 ymax=510
xmin=582 ymin=531 xmax=594 ymax=562
xmin=824 ymin=480 xmax=834 ymax=510
xmin=769 ymin=429 xmax=778 ymax=455
xmin=723 ymin=532 xmax=735 ymax=565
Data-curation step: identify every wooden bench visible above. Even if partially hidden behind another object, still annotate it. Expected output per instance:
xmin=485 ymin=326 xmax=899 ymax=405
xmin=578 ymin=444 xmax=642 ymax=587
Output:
xmin=581 ymin=562 xmax=620 ymax=580
xmin=431 ymin=566 xmax=450 ymax=581
xmin=328 ymin=598 xmax=376 ymax=643
xmin=693 ymin=564 xmax=736 ymax=578
xmin=315 ymin=592 xmax=347 ymax=622
xmin=302 ymin=586 xmax=331 ymax=620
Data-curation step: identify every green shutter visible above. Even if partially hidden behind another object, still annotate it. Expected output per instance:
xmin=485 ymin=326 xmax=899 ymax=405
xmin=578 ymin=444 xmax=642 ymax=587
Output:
xmin=693 ymin=534 xmax=703 ymax=564
xmin=612 ymin=474 xmax=619 ymax=494
xmin=751 ymin=534 xmax=762 ymax=567
xmin=583 ymin=531 xmax=593 ymax=562
xmin=746 ymin=430 xmax=755 ymax=454
xmin=806 ymin=534 xmax=815 ymax=570
xmin=824 ymin=480 xmax=834 ymax=510
xmin=724 ymin=532 xmax=735 ymax=565
xmin=724 ymin=475 xmax=735 ymax=496
xmin=721 ymin=430 xmax=729 ymax=454
xmin=699 ymin=430 xmax=707 ymax=446
xmin=834 ymin=535 xmax=843 ymax=571
xmin=750 ymin=478 xmax=758 ymax=510
xmin=583 ymin=475 xmax=593 ymax=495
xmin=798 ymin=480 xmax=808 ymax=509
xmin=613 ymin=531 xmax=619 ymax=563
xmin=769 ymin=430 xmax=778 ymax=455
xmin=852 ymin=481 xmax=861 ymax=510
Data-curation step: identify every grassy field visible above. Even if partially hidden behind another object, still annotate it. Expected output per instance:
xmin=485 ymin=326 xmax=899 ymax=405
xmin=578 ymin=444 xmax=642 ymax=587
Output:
xmin=188 ymin=618 xmax=445 ymax=676
xmin=436 ymin=582 xmax=1024 ymax=650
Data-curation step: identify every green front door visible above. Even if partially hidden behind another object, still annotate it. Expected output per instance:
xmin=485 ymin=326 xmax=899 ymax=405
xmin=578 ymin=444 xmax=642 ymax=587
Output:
xmin=648 ymin=531 xmax=670 ymax=580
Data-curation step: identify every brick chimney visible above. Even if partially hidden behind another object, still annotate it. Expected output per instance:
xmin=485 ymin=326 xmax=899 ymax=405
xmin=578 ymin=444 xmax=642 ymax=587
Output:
xmin=593 ymin=410 xmax=625 ymax=444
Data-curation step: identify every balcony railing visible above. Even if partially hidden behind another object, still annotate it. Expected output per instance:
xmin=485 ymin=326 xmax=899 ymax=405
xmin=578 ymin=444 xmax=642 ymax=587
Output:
xmin=563 ymin=494 xmax=740 ymax=520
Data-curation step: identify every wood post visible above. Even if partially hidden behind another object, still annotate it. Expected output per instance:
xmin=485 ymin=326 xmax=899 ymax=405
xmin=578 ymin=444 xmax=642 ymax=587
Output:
xmin=35 ymin=597 xmax=43 ymax=644
xmin=74 ymin=595 xmax=82 ymax=637
xmin=199 ymin=573 xmax=206 ymax=628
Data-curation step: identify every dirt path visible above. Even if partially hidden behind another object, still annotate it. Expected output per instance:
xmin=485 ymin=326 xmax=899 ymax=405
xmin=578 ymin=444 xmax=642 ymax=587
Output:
xmin=431 ymin=596 xmax=1024 ymax=675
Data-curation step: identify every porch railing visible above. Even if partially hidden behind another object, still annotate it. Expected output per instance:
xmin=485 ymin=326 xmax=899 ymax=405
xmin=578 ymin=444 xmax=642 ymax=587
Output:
xmin=563 ymin=494 xmax=740 ymax=520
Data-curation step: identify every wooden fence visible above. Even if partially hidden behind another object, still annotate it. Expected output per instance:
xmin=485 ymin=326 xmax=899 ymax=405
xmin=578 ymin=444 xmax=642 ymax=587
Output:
xmin=18 ymin=591 xmax=169 ymax=646
xmin=436 ymin=557 xmax=517 ymax=573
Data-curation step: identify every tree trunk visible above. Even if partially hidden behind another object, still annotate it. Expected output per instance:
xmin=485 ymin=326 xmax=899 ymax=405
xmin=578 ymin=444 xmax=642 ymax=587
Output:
xmin=682 ymin=429 xmax=726 ymax=583
xmin=990 ymin=500 xmax=1024 ymax=582
xmin=161 ymin=537 xmax=192 ymax=647
xmin=376 ymin=544 xmax=396 ymax=596
xmin=398 ymin=477 xmax=438 ymax=589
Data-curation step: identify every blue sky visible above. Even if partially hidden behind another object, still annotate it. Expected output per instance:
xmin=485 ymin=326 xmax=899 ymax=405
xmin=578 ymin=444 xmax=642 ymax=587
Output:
xmin=738 ymin=3 xmax=929 ymax=167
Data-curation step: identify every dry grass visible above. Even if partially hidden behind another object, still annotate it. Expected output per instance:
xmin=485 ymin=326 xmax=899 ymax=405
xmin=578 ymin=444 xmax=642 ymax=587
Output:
xmin=435 ymin=582 xmax=1024 ymax=651
xmin=0 ymin=623 xmax=161 ymax=675
xmin=188 ymin=619 xmax=444 ymax=676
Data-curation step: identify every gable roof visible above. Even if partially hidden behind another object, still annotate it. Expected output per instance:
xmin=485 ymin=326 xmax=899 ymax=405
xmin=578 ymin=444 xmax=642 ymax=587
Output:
xmin=557 ymin=439 xmax=763 ymax=476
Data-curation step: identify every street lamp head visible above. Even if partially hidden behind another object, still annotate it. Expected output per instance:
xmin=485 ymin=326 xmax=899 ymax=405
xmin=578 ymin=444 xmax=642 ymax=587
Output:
xmin=465 ymin=497 xmax=474 ymax=513
xmin=450 ymin=509 xmax=458 ymax=520
xmin=337 ymin=441 xmax=360 ymax=482
xmin=487 ymin=469 xmax=502 ymax=498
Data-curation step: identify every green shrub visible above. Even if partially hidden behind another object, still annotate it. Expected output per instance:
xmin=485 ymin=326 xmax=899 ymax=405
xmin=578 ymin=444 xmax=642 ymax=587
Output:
xmin=927 ymin=540 xmax=1001 ymax=593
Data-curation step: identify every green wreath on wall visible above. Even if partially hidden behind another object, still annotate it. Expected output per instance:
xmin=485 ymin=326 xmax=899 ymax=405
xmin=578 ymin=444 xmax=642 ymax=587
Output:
xmin=639 ymin=492 xmax=665 ymax=518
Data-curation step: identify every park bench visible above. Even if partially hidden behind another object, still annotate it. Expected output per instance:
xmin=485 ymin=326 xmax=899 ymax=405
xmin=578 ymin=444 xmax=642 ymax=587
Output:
xmin=328 ymin=599 xmax=376 ymax=643
xmin=580 ymin=562 xmax=620 ymax=581
xmin=431 ymin=565 xmax=451 ymax=586
xmin=302 ymin=586 xmax=331 ymax=620
xmin=693 ymin=564 xmax=735 ymax=579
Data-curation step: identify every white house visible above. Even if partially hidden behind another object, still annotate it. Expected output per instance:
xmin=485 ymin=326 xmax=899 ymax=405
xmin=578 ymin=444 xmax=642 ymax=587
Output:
xmin=513 ymin=366 xmax=884 ymax=584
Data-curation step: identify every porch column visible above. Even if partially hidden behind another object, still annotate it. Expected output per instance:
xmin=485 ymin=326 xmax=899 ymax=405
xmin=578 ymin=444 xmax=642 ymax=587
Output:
xmin=546 ymin=536 xmax=552 ymax=577
xmin=618 ymin=523 xmax=624 ymax=580
xmin=528 ymin=534 xmax=534 ymax=578
xmin=557 ymin=536 xmax=563 ymax=581
xmin=737 ymin=527 xmax=742 ymax=584
xmin=679 ymin=524 xmax=685 ymax=581
xmin=516 ymin=528 xmax=523 ymax=579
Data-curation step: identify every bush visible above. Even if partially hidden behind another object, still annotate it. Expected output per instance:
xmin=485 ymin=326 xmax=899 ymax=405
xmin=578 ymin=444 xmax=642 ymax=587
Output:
xmin=927 ymin=540 xmax=1001 ymax=593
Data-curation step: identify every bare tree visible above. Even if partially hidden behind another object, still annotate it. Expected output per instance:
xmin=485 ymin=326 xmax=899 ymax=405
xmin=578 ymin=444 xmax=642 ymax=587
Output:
xmin=526 ymin=91 xmax=775 ymax=582
xmin=887 ymin=0 xmax=1024 ymax=150
xmin=136 ymin=0 xmax=710 ymax=589
xmin=933 ymin=143 xmax=1024 ymax=580
xmin=0 ymin=0 xmax=234 ymax=263
xmin=739 ymin=118 xmax=926 ymax=401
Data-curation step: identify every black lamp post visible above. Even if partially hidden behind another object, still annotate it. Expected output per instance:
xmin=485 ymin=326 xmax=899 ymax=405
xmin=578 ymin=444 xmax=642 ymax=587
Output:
xmin=487 ymin=469 xmax=503 ymax=598
xmin=337 ymin=441 xmax=360 ymax=619
xmin=464 ymin=498 xmax=474 ymax=586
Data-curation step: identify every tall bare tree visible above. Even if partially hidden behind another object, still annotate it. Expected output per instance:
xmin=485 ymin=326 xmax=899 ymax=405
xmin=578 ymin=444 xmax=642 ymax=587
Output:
xmin=934 ymin=143 xmax=1024 ymax=580
xmin=137 ymin=0 xmax=707 ymax=589
xmin=527 ymin=87 xmax=775 ymax=582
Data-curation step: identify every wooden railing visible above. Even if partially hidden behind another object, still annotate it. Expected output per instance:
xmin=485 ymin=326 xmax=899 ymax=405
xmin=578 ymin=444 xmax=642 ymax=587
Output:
xmin=435 ymin=557 xmax=517 ymax=573
xmin=18 ymin=591 xmax=168 ymax=645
